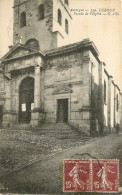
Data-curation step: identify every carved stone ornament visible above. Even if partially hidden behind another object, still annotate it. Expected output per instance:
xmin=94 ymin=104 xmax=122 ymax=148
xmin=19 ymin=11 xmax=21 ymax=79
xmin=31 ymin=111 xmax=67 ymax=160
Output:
xmin=52 ymin=86 xmax=72 ymax=95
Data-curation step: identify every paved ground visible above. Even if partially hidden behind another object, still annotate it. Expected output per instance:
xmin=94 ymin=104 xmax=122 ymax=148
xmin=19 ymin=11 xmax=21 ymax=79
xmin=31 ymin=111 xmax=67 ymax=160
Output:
xmin=0 ymin=128 xmax=89 ymax=176
xmin=0 ymin=133 xmax=122 ymax=194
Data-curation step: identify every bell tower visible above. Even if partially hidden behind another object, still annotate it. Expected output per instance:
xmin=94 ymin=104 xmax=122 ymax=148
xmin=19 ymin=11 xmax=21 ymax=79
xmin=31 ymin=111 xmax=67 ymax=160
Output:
xmin=13 ymin=0 xmax=72 ymax=51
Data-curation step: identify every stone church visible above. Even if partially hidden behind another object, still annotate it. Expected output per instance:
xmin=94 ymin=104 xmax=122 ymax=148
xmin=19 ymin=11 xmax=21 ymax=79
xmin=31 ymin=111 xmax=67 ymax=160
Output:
xmin=0 ymin=0 xmax=121 ymax=136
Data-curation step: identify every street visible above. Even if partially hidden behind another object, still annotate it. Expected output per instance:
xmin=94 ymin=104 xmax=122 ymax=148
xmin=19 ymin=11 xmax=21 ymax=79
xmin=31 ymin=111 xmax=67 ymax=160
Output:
xmin=0 ymin=133 xmax=122 ymax=194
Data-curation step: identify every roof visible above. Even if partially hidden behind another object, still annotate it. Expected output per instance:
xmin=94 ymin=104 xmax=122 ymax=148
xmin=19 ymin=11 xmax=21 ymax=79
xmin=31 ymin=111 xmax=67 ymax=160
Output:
xmin=1 ymin=39 xmax=100 ymax=64
xmin=44 ymin=39 xmax=100 ymax=61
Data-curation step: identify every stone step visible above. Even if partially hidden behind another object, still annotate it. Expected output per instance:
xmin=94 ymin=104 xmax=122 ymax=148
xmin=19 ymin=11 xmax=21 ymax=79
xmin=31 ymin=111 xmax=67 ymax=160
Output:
xmin=38 ymin=126 xmax=73 ymax=130
xmin=36 ymin=128 xmax=82 ymax=133
xmin=11 ymin=124 xmax=32 ymax=130
xmin=36 ymin=128 xmax=86 ymax=135
xmin=37 ymin=128 xmax=72 ymax=131
xmin=8 ymin=123 xmax=91 ymax=141
xmin=48 ymin=134 xmax=89 ymax=139
xmin=39 ymin=131 xmax=84 ymax=136
xmin=39 ymin=130 xmax=89 ymax=137
xmin=57 ymin=137 xmax=90 ymax=141
xmin=36 ymin=123 xmax=91 ymax=140
xmin=37 ymin=129 xmax=78 ymax=132
xmin=57 ymin=136 xmax=90 ymax=140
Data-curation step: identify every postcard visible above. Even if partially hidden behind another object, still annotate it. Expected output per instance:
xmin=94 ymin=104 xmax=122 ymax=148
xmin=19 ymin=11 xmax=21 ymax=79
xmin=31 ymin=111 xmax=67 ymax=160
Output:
xmin=0 ymin=0 xmax=121 ymax=194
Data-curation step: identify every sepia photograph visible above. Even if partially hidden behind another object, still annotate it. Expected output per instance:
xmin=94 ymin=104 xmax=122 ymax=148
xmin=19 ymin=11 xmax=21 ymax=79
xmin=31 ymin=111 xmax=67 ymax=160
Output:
xmin=0 ymin=0 xmax=122 ymax=194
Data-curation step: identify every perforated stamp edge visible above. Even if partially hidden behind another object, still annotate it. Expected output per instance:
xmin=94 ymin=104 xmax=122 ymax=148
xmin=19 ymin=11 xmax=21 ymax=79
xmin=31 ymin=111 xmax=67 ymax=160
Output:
xmin=63 ymin=159 xmax=119 ymax=193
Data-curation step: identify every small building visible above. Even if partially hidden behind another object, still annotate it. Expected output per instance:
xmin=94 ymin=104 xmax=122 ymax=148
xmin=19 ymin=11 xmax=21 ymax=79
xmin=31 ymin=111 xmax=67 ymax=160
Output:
xmin=0 ymin=0 xmax=121 ymax=136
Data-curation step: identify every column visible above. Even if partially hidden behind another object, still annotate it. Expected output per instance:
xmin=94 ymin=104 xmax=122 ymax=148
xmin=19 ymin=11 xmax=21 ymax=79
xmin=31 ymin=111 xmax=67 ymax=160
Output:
xmin=34 ymin=66 xmax=41 ymax=109
xmin=82 ymin=50 xmax=91 ymax=136
xmin=31 ymin=66 xmax=41 ymax=127
xmin=3 ymin=79 xmax=12 ymax=127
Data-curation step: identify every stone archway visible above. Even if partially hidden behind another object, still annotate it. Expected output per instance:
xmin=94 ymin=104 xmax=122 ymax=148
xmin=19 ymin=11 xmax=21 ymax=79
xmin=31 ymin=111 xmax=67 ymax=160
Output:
xmin=19 ymin=77 xmax=34 ymax=123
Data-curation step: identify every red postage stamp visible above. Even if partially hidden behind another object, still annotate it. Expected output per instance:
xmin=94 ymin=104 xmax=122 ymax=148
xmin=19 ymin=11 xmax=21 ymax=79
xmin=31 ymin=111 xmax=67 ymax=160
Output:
xmin=63 ymin=160 xmax=90 ymax=192
xmin=92 ymin=159 xmax=119 ymax=192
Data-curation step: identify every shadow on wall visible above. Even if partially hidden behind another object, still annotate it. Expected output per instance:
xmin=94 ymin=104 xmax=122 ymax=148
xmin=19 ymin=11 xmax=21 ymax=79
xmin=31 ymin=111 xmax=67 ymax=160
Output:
xmin=90 ymin=78 xmax=101 ymax=136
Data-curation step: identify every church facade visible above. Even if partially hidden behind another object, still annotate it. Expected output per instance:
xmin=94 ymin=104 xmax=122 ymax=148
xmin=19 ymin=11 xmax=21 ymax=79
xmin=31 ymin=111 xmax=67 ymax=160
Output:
xmin=0 ymin=0 xmax=121 ymax=136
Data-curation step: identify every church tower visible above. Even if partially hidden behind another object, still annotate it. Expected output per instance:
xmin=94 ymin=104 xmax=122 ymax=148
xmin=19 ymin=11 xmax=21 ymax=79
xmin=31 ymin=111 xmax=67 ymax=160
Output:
xmin=13 ymin=0 xmax=72 ymax=51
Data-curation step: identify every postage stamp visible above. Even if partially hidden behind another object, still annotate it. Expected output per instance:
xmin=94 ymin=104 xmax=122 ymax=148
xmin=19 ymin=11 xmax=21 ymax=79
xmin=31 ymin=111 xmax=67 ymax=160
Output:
xmin=63 ymin=160 xmax=90 ymax=192
xmin=92 ymin=159 xmax=119 ymax=192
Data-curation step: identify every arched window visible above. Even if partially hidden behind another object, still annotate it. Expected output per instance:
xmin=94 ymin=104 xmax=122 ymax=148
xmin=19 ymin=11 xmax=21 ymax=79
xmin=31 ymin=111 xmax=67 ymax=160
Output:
xmin=104 ymin=80 xmax=106 ymax=103
xmin=64 ymin=0 xmax=68 ymax=6
xmin=25 ymin=38 xmax=40 ymax=50
xmin=58 ymin=9 xmax=62 ymax=25
xmin=65 ymin=19 xmax=68 ymax=34
xmin=20 ymin=12 xmax=26 ymax=28
xmin=38 ymin=4 xmax=44 ymax=20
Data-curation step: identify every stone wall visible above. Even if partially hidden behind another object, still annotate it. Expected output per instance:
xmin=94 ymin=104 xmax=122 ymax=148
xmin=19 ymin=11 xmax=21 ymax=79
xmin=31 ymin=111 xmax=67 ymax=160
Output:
xmin=43 ymin=49 xmax=92 ymax=135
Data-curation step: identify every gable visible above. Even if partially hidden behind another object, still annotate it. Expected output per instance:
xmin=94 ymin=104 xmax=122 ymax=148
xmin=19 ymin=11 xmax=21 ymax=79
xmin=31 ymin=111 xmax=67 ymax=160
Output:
xmin=6 ymin=47 xmax=33 ymax=59
xmin=52 ymin=86 xmax=72 ymax=95
xmin=1 ymin=44 xmax=39 ymax=62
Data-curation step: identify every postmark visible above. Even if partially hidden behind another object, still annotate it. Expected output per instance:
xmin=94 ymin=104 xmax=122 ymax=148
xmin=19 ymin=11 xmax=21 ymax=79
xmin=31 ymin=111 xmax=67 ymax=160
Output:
xmin=92 ymin=159 xmax=119 ymax=192
xmin=63 ymin=160 xmax=90 ymax=192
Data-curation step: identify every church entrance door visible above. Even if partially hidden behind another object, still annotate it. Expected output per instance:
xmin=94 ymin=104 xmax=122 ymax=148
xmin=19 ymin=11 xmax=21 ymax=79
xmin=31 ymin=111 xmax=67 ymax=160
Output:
xmin=19 ymin=77 xmax=34 ymax=123
xmin=57 ymin=99 xmax=68 ymax=123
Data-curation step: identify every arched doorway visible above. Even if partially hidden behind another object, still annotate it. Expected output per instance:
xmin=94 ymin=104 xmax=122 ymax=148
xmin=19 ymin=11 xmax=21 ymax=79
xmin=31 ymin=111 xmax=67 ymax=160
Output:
xmin=19 ymin=77 xmax=34 ymax=123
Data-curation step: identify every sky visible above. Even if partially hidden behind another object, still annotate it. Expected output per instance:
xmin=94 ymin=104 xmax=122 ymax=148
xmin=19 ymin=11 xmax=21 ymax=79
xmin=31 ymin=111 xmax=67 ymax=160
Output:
xmin=0 ymin=0 xmax=121 ymax=90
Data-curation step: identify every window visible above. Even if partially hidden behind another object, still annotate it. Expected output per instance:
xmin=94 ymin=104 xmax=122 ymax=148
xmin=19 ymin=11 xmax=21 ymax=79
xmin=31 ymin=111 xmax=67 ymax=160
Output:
xmin=38 ymin=4 xmax=44 ymax=20
xmin=64 ymin=0 xmax=68 ymax=6
xmin=104 ymin=80 xmax=106 ymax=103
xmin=65 ymin=19 xmax=68 ymax=34
xmin=58 ymin=9 xmax=62 ymax=25
xmin=25 ymin=38 xmax=39 ymax=50
xmin=20 ymin=12 xmax=26 ymax=27
xmin=116 ymin=94 xmax=119 ymax=111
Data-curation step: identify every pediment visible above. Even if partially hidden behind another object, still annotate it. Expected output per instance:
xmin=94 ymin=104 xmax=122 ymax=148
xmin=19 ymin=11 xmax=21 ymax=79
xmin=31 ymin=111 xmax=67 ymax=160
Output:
xmin=1 ymin=43 xmax=40 ymax=62
xmin=6 ymin=47 xmax=33 ymax=59
xmin=52 ymin=86 xmax=72 ymax=95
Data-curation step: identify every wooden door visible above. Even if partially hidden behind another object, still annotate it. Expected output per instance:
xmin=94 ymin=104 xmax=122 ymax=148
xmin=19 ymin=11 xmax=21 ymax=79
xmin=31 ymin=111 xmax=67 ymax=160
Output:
xmin=57 ymin=99 xmax=68 ymax=123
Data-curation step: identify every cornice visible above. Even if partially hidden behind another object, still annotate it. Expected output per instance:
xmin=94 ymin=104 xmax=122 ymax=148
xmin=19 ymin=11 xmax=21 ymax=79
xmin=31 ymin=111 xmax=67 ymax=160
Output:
xmin=2 ymin=52 xmax=44 ymax=64
xmin=44 ymin=80 xmax=83 ymax=89
xmin=45 ymin=39 xmax=100 ymax=62
xmin=59 ymin=0 xmax=72 ymax=19
xmin=104 ymin=69 xmax=110 ymax=78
